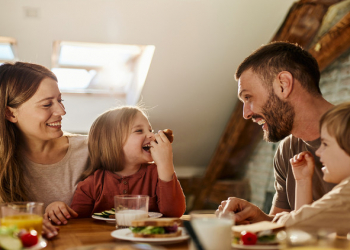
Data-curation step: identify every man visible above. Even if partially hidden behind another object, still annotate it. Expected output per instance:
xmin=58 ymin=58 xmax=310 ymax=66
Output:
xmin=217 ymin=41 xmax=335 ymax=224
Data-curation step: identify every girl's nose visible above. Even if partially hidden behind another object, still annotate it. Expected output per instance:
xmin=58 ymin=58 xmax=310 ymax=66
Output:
xmin=148 ymin=131 xmax=155 ymax=140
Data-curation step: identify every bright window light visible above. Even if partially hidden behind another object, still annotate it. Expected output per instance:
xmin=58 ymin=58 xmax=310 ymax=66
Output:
xmin=0 ymin=43 xmax=14 ymax=60
xmin=0 ymin=37 xmax=17 ymax=61
xmin=52 ymin=41 xmax=155 ymax=99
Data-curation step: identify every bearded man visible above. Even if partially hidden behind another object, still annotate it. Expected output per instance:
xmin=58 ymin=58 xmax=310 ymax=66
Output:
xmin=217 ymin=41 xmax=335 ymax=224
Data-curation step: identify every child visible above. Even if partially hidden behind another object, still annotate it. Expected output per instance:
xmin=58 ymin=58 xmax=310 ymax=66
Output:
xmin=274 ymin=102 xmax=350 ymax=235
xmin=70 ymin=106 xmax=186 ymax=218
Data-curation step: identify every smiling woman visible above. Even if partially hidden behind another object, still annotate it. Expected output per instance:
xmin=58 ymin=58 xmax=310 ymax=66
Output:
xmin=0 ymin=62 xmax=89 ymax=238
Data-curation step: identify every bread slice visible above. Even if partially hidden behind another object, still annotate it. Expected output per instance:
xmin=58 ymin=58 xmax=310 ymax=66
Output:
xmin=131 ymin=218 xmax=180 ymax=227
xmin=133 ymin=229 xmax=182 ymax=238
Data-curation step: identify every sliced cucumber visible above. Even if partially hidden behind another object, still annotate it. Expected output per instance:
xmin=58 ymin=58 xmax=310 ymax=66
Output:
xmin=104 ymin=210 xmax=115 ymax=215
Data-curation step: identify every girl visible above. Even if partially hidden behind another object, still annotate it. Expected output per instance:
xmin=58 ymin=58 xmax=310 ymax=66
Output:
xmin=274 ymin=102 xmax=350 ymax=235
xmin=70 ymin=106 xmax=186 ymax=217
xmin=0 ymin=62 xmax=89 ymax=237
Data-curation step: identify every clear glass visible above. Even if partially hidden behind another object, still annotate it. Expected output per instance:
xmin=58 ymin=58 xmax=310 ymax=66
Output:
xmin=189 ymin=210 xmax=234 ymax=250
xmin=0 ymin=202 xmax=44 ymax=237
xmin=114 ymin=195 xmax=149 ymax=227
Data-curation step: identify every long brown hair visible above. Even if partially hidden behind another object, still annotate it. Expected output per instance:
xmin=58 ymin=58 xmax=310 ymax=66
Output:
xmin=0 ymin=62 xmax=57 ymax=202
xmin=81 ymin=106 xmax=148 ymax=180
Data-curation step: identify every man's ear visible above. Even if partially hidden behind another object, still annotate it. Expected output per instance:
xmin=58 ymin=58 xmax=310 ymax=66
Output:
xmin=5 ymin=107 xmax=18 ymax=123
xmin=273 ymin=71 xmax=293 ymax=99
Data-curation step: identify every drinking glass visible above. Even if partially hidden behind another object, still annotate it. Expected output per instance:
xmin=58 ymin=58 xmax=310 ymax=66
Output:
xmin=114 ymin=195 xmax=149 ymax=227
xmin=189 ymin=210 xmax=234 ymax=250
xmin=0 ymin=202 xmax=44 ymax=237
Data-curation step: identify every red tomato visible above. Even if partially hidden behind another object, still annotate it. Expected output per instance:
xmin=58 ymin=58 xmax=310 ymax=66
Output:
xmin=20 ymin=232 xmax=38 ymax=247
xmin=241 ymin=231 xmax=257 ymax=245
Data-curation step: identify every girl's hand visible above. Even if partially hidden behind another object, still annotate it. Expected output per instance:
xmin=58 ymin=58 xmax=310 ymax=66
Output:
xmin=45 ymin=201 xmax=78 ymax=225
xmin=42 ymin=213 xmax=59 ymax=239
xmin=290 ymin=151 xmax=315 ymax=181
xmin=150 ymin=130 xmax=175 ymax=181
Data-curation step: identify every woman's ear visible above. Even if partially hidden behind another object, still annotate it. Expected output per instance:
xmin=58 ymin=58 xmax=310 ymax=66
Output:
xmin=5 ymin=107 xmax=18 ymax=123
xmin=273 ymin=71 xmax=293 ymax=99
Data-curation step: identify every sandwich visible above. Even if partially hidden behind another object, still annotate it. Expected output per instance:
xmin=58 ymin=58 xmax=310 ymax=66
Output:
xmin=232 ymin=221 xmax=284 ymax=246
xmin=130 ymin=218 xmax=181 ymax=238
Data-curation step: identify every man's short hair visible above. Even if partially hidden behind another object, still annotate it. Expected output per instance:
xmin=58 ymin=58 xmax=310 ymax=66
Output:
xmin=235 ymin=41 xmax=322 ymax=95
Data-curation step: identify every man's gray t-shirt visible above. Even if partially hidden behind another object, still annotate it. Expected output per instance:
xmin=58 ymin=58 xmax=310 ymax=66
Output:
xmin=272 ymin=135 xmax=336 ymax=210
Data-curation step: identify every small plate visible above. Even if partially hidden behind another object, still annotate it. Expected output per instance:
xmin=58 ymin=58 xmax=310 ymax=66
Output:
xmin=111 ymin=227 xmax=189 ymax=245
xmin=232 ymin=243 xmax=280 ymax=249
xmin=92 ymin=212 xmax=163 ymax=223
xmin=25 ymin=237 xmax=47 ymax=250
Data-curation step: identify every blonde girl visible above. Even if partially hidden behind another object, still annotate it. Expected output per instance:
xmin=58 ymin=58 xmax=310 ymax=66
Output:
xmin=71 ymin=106 xmax=186 ymax=217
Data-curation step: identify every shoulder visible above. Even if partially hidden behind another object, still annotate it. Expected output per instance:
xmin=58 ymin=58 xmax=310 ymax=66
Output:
xmin=79 ymin=170 xmax=105 ymax=186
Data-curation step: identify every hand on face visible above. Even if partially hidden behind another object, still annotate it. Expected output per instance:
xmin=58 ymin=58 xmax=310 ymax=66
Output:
xmin=290 ymin=151 xmax=315 ymax=181
xmin=149 ymin=130 xmax=174 ymax=181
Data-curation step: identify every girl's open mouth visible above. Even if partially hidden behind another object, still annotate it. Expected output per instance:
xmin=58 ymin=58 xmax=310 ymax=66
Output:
xmin=142 ymin=145 xmax=151 ymax=152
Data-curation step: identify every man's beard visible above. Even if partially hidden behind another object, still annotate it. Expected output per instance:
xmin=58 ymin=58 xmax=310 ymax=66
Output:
xmin=259 ymin=91 xmax=295 ymax=142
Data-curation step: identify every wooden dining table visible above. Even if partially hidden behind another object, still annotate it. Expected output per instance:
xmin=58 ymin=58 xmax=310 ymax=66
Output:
xmin=45 ymin=217 xmax=190 ymax=250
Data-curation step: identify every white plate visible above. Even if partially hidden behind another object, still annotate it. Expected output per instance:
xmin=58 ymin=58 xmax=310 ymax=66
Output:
xmin=92 ymin=212 xmax=163 ymax=223
xmin=24 ymin=237 xmax=47 ymax=250
xmin=232 ymin=243 xmax=280 ymax=249
xmin=111 ymin=227 xmax=189 ymax=245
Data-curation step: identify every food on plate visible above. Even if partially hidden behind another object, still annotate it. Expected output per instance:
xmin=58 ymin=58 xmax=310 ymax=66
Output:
xmin=162 ymin=129 xmax=174 ymax=143
xmin=130 ymin=218 xmax=181 ymax=238
xmin=93 ymin=208 xmax=115 ymax=218
xmin=0 ymin=225 xmax=39 ymax=250
xmin=232 ymin=221 xmax=284 ymax=246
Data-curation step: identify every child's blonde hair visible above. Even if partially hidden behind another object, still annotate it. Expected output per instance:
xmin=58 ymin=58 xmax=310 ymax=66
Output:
xmin=319 ymin=101 xmax=350 ymax=156
xmin=81 ymin=106 xmax=148 ymax=180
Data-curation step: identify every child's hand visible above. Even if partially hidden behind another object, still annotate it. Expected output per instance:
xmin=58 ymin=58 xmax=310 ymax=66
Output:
xmin=42 ymin=213 xmax=59 ymax=239
xmin=45 ymin=201 xmax=78 ymax=225
xmin=290 ymin=151 xmax=315 ymax=181
xmin=150 ymin=130 xmax=175 ymax=182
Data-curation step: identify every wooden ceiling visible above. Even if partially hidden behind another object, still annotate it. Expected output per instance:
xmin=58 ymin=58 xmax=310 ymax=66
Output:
xmin=192 ymin=0 xmax=350 ymax=210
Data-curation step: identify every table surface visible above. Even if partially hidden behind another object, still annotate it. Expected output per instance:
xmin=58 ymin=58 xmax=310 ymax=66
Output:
xmin=45 ymin=218 xmax=189 ymax=250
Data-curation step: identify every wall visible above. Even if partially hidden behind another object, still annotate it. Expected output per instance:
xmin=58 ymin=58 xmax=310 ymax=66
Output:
xmin=246 ymin=47 xmax=350 ymax=211
xmin=0 ymin=0 xmax=295 ymax=176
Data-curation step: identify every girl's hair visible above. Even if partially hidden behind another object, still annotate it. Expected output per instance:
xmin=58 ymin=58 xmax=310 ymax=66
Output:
xmin=319 ymin=101 xmax=350 ymax=156
xmin=0 ymin=62 xmax=58 ymax=202
xmin=81 ymin=106 xmax=148 ymax=180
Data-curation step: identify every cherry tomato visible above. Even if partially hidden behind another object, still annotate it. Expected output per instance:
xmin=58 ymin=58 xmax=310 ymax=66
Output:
xmin=241 ymin=231 xmax=257 ymax=245
xmin=20 ymin=232 xmax=38 ymax=247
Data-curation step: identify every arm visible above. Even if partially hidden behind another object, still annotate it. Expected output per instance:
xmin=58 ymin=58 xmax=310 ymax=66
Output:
xmin=150 ymin=131 xmax=186 ymax=216
xmin=156 ymin=173 xmax=186 ymax=217
xmin=70 ymin=177 xmax=96 ymax=218
xmin=290 ymin=152 xmax=315 ymax=210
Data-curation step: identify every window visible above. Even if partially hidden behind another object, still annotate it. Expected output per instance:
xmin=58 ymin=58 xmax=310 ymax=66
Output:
xmin=0 ymin=37 xmax=17 ymax=62
xmin=52 ymin=41 xmax=155 ymax=104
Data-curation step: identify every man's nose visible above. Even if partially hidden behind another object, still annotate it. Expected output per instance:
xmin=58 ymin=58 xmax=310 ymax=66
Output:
xmin=243 ymin=104 xmax=253 ymax=119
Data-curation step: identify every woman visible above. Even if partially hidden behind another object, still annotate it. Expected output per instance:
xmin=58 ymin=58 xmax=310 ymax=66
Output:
xmin=0 ymin=62 xmax=89 ymax=238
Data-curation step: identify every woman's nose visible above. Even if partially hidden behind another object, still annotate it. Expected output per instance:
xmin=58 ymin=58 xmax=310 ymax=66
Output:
xmin=55 ymin=102 xmax=66 ymax=116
